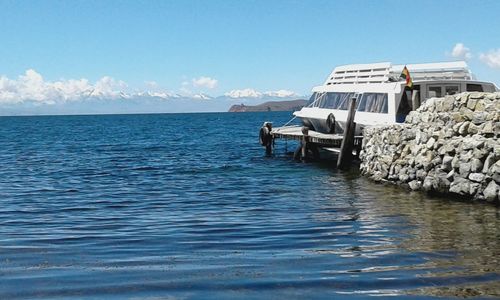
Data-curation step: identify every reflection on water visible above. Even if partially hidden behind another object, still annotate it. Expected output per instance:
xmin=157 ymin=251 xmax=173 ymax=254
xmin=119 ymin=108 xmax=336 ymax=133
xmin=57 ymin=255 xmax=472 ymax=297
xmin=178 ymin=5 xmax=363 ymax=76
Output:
xmin=338 ymin=175 xmax=500 ymax=297
xmin=0 ymin=112 xmax=498 ymax=299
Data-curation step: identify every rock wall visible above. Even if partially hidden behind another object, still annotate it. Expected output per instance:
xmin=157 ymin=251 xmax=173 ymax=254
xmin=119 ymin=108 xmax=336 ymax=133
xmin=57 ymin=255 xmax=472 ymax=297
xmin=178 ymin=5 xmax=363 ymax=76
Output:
xmin=360 ymin=92 xmax=500 ymax=203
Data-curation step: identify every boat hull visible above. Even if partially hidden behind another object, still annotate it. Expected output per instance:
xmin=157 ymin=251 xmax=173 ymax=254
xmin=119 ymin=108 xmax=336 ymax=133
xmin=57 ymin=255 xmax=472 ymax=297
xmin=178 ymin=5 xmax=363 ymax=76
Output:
xmin=298 ymin=115 xmax=364 ymax=135
xmin=294 ymin=107 xmax=395 ymax=136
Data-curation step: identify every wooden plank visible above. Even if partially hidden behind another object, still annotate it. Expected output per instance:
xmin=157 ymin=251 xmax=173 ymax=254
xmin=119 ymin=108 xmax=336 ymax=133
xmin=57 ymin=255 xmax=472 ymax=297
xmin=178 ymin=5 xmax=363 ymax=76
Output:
xmin=322 ymin=147 xmax=341 ymax=153
xmin=337 ymin=97 xmax=357 ymax=169
xmin=271 ymin=125 xmax=363 ymax=148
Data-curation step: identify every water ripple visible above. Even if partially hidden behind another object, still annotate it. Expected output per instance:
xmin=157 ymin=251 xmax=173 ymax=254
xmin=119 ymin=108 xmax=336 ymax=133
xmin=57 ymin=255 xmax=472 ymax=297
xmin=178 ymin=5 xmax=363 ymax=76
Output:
xmin=0 ymin=112 xmax=499 ymax=299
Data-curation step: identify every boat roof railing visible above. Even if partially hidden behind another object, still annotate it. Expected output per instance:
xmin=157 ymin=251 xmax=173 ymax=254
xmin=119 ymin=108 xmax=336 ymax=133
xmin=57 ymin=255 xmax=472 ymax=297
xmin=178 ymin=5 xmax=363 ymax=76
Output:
xmin=324 ymin=61 xmax=474 ymax=85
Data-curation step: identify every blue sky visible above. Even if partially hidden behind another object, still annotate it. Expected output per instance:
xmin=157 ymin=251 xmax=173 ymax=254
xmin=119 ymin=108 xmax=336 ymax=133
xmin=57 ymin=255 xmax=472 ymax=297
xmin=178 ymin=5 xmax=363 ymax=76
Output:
xmin=0 ymin=0 xmax=499 ymax=114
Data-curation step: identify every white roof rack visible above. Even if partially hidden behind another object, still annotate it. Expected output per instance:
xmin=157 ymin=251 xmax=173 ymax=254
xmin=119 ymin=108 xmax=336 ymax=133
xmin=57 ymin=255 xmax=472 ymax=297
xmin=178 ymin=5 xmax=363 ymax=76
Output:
xmin=391 ymin=61 xmax=473 ymax=81
xmin=324 ymin=61 xmax=473 ymax=85
xmin=324 ymin=62 xmax=391 ymax=85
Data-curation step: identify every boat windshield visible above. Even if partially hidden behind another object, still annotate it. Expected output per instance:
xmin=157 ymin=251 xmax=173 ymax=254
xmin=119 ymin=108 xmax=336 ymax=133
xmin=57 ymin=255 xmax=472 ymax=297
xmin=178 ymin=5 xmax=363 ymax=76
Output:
xmin=307 ymin=92 xmax=320 ymax=106
xmin=307 ymin=92 xmax=388 ymax=113
xmin=307 ymin=92 xmax=388 ymax=114
xmin=308 ymin=92 xmax=355 ymax=110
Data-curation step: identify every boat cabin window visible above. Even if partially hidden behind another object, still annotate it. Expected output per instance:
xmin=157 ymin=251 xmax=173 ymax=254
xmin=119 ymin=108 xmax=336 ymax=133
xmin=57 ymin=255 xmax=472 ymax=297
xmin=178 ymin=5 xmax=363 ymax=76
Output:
xmin=445 ymin=85 xmax=460 ymax=95
xmin=313 ymin=92 xmax=355 ymax=110
xmin=307 ymin=92 xmax=321 ymax=106
xmin=428 ymin=85 xmax=442 ymax=98
xmin=466 ymin=84 xmax=484 ymax=92
xmin=427 ymin=85 xmax=461 ymax=98
xmin=357 ymin=93 xmax=388 ymax=113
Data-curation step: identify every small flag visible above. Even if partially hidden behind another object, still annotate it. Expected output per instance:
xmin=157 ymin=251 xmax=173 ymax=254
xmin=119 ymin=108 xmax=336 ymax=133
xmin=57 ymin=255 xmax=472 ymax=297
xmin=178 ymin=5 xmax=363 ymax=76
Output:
xmin=400 ymin=66 xmax=413 ymax=89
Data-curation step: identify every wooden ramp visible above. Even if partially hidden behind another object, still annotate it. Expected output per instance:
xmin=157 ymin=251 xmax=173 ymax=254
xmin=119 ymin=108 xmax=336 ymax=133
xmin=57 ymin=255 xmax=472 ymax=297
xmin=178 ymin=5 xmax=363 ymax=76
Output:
xmin=272 ymin=125 xmax=363 ymax=148
xmin=265 ymin=97 xmax=361 ymax=169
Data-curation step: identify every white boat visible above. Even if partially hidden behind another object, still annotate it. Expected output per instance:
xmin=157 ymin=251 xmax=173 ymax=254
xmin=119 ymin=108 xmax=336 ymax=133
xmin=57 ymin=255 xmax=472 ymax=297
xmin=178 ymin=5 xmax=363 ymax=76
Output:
xmin=293 ymin=61 xmax=498 ymax=135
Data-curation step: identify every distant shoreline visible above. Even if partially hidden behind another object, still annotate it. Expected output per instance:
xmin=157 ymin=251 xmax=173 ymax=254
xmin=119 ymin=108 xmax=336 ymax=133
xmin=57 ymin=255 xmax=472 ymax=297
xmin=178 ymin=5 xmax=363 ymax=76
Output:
xmin=0 ymin=110 xmax=294 ymax=118
xmin=228 ymin=99 xmax=307 ymax=112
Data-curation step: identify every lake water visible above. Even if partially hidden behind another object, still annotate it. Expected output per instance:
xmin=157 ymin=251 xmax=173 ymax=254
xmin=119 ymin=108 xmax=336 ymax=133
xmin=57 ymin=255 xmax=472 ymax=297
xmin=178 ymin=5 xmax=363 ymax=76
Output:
xmin=0 ymin=112 xmax=499 ymax=299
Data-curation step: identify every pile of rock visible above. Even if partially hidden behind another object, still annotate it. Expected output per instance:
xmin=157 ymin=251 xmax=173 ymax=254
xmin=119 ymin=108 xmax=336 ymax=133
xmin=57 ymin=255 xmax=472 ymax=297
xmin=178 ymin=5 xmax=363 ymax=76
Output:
xmin=360 ymin=92 xmax=500 ymax=203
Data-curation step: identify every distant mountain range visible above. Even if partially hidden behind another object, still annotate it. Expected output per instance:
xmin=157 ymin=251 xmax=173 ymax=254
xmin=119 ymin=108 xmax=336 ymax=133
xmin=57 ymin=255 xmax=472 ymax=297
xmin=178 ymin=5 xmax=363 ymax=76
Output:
xmin=0 ymin=95 xmax=310 ymax=116
xmin=228 ymin=99 xmax=307 ymax=112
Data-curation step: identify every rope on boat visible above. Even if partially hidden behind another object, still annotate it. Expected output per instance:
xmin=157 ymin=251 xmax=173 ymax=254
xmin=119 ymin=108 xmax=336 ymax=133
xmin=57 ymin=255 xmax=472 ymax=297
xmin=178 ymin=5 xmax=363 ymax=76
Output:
xmin=279 ymin=115 xmax=298 ymax=129
xmin=277 ymin=92 xmax=327 ymax=131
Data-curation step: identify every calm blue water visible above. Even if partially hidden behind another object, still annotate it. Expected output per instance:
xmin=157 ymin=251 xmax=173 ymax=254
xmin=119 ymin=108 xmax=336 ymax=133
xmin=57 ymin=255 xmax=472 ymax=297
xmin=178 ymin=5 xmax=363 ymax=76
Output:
xmin=0 ymin=112 xmax=499 ymax=299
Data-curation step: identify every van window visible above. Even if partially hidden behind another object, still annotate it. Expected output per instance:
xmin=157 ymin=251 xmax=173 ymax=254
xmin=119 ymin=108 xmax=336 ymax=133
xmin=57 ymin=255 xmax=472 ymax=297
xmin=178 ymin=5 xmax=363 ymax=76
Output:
xmin=466 ymin=84 xmax=484 ymax=92
xmin=357 ymin=93 xmax=388 ymax=113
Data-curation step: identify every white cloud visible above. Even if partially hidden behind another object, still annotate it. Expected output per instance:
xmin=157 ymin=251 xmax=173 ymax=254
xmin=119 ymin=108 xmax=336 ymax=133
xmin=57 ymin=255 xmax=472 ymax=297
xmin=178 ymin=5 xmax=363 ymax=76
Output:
xmin=450 ymin=43 xmax=472 ymax=60
xmin=0 ymin=69 xmax=175 ymax=104
xmin=192 ymin=76 xmax=218 ymax=89
xmin=0 ymin=70 xmax=299 ymax=107
xmin=0 ymin=69 xmax=95 ymax=104
xmin=179 ymin=76 xmax=217 ymax=96
xmin=224 ymin=88 xmax=298 ymax=99
xmin=479 ymin=49 xmax=500 ymax=69
xmin=91 ymin=76 xmax=128 ymax=99
xmin=145 ymin=80 xmax=158 ymax=89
